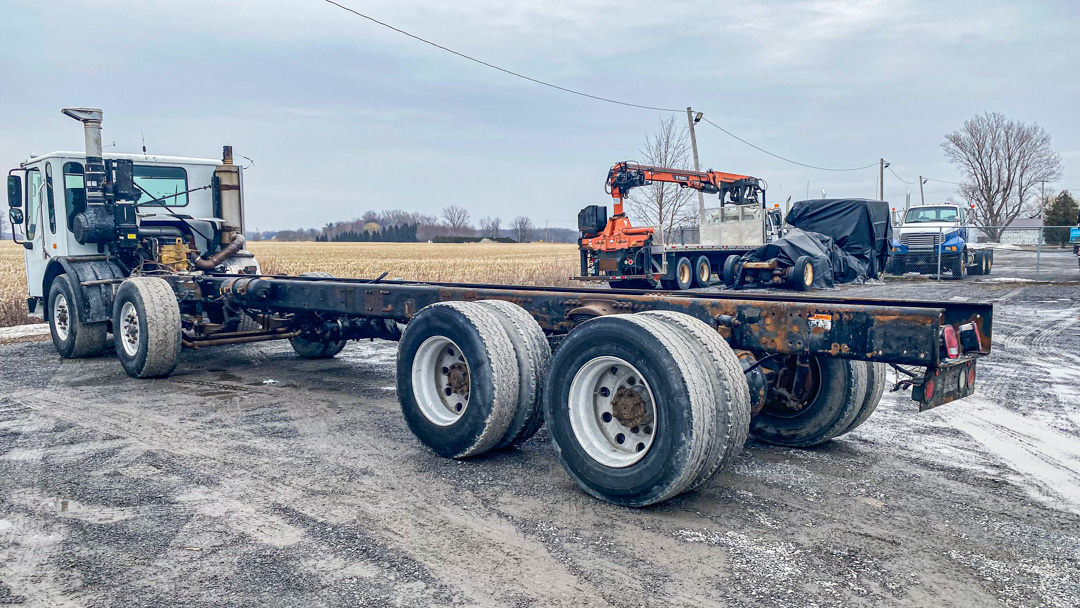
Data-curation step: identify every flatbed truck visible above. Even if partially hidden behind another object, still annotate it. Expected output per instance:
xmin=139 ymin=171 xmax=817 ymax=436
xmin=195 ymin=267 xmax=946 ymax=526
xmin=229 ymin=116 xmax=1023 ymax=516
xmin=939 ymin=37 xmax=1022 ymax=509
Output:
xmin=6 ymin=109 xmax=992 ymax=507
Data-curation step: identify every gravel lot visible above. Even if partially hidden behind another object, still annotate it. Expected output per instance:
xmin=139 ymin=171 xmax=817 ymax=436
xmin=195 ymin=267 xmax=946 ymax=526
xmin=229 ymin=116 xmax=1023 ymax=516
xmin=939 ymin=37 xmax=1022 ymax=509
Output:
xmin=1 ymin=280 xmax=1078 ymax=607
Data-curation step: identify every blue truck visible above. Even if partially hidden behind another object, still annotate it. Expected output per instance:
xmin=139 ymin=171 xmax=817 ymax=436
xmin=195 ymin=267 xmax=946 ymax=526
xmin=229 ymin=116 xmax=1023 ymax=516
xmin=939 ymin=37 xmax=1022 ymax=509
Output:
xmin=887 ymin=204 xmax=993 ymax=279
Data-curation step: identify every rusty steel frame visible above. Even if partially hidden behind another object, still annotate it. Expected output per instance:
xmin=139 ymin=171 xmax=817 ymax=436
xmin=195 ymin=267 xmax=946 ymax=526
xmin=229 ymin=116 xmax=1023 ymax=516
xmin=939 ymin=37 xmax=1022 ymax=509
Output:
xmin=198 ymin=275 xmax=991 ymax=369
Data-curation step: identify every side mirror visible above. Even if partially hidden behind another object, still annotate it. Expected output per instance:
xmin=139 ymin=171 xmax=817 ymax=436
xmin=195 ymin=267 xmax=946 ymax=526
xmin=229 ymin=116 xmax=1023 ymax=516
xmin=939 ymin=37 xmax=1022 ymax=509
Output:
xmin=9 ymin=208 xmax=23 ymax=225
xmin=7 ymin=175 xmax=22 ymax=208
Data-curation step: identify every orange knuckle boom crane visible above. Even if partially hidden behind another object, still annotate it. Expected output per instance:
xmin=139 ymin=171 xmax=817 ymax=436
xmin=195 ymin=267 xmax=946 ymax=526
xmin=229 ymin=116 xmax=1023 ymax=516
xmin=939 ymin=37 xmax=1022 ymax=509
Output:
xmin=576 ymin=162 xmax=776 ymax=290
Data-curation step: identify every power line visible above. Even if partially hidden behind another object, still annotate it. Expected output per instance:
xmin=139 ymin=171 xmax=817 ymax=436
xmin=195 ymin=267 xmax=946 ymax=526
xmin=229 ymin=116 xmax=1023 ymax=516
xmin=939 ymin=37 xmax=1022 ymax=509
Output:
xmin=322 ymin=0 xmax=678 ymax=112
xmin=701 ymin=119 xmax=877 ymax=172
xmin=887 ymin=166 xmax=915 ymax=185
xmin=925 ymin=177 xmax=960 ymax=185
xmin=323 ymin=0 xmax=881 ymax=175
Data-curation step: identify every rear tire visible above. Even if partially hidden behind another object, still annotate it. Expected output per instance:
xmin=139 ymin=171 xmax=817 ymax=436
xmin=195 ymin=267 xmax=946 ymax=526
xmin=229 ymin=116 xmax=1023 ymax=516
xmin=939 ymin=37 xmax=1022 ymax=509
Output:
xmin=792 ymin=256 xmax=814 ymax=291
xmin=693 ymin=256 xmax=712 ymax=288
xmin=48 ymin=274 xmax=108 ymax=359
xmin=112 ymin=277 xmax=182 ymax=379
xmin=835 ymin=362 xmax=887 ymax=436
xmin=674 ymin=256 xmax=694 ymax=290
xmin=290 ymin=272 xmax=348 ymax=358
xmin=543 ymin=314 xmax=722 ymax=506
xmin=723 ymin=255 xmax=740 ymax=288
xmin=749 ymin=358 xmax=866 ymax=447
xmin=396 ymin=302 xmax=519 ymax=458
xmin=638 ymin=311 xmax=750 ymax=492
xmin=476 ymin=300 xmax=551 ymax=449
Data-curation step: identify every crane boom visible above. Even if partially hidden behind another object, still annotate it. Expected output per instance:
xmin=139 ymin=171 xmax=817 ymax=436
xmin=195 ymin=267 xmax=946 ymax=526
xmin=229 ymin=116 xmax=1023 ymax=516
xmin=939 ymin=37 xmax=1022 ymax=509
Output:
xmin=605 ymin=162 xmax=764 ymax=216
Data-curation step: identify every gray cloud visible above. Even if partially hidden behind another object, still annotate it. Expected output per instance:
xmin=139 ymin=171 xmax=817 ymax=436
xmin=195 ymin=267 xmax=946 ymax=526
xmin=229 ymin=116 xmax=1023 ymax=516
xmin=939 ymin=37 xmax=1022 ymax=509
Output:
xmin=2 ymin=0 xmax=1076 ymax=230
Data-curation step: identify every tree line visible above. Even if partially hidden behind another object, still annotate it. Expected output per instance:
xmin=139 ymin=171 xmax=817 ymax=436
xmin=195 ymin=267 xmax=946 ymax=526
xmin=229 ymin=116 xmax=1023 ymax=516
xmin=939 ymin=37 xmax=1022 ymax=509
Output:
xmin=247 ymin=208 xmax=578 ymax=243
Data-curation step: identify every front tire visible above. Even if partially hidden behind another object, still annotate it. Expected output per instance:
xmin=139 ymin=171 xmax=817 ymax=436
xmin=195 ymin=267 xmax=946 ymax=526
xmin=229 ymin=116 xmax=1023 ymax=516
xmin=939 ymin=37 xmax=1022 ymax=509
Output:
xmin=112 ymin=277 xmax=182 ymax=379
xmin=48 ymin=274 xmax=108 ymax=359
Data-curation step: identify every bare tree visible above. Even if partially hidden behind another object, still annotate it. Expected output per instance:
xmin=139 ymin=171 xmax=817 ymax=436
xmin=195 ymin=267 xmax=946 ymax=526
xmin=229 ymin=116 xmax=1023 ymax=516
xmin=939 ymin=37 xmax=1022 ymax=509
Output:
xmin=624 ymin=116 xmax=698 ymax=243
xmin=942 ymin=112 xmax=1062 ymax=241
xmin=441 ymin=205 xmax=472 ymax=236
xmin=478 ymin=216 xmax=502 ymax=239
xmin=510 ymin=216 xmax=534 ymax=243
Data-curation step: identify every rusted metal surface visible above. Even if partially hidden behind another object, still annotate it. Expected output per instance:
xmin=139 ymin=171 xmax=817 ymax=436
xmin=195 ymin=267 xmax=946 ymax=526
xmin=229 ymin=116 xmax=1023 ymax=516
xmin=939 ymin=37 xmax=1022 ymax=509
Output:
xmin=197 ymin=275 xmax=992 ymax=371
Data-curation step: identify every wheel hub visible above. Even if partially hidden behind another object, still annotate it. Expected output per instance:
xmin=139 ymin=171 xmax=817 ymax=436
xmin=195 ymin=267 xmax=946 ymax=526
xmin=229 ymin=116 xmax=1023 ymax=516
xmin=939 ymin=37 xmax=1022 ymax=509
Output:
xmin=120 ymin=301 xmax=140 ymax=357
xmin=610 ymin=387 xmax=648 ymax=427
xmin=53 ymin=293 xmax=70 ymax=341
xmin=568 ymin=356 xmax=658 ymax=468
xmin=411 ymin=336 xmax=471 ymax=426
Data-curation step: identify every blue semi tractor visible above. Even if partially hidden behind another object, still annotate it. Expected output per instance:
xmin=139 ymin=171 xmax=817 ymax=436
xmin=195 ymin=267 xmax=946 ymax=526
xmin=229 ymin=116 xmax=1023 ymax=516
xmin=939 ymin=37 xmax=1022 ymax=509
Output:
xmin=887 ymin=204 xmax=993 ymax=279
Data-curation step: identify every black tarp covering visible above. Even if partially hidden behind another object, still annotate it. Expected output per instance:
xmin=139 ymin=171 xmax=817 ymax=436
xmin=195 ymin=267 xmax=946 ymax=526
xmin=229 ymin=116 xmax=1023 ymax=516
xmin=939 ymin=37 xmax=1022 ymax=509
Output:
xmin=784 ymin=198 xmax=893 ymax=278
xmin=740 ymin=228 xmax=858 ymax=289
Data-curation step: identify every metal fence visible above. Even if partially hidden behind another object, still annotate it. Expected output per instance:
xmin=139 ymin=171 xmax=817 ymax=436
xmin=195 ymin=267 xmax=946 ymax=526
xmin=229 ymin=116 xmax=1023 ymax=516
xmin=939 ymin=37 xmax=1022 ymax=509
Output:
xmin=894 ymin=226 xmax=1079 ymax=282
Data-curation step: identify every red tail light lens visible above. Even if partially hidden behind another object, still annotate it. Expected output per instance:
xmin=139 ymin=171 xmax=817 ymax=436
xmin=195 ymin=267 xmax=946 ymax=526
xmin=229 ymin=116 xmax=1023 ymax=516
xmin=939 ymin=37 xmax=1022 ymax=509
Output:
xmin=943 ymin=325 xmax=960 ymax=359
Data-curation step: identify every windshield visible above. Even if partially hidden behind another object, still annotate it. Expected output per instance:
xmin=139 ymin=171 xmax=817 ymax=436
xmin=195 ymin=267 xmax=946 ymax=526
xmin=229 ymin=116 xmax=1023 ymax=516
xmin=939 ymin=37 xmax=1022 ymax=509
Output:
xmin=905 ymin=206 xmax=958 ymax=223
xmin=133 ymin=165 xmax=188 ymax=206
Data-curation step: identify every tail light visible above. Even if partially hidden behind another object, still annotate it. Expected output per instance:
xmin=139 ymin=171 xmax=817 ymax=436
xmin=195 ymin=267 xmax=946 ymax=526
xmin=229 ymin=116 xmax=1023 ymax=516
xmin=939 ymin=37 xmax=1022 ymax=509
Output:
xmin=942 ymin=325 xmax=960 ymax=358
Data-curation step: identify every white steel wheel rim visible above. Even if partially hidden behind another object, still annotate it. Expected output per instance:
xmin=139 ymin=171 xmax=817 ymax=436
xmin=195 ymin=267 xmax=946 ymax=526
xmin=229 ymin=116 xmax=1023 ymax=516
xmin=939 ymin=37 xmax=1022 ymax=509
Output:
xmin=568 ymin=356 xmax=657 ymax=468
xmin=678 ymin=263 xmax=691 ymax=285
xmin=119 ymin=301 xmax=141 ymax=357
xmin=53 ymin=292 xmax=70 ymax=341
xmin=412 ymin=336 xmax=470 ymax=426
xmin=698 ymin=261 xmax=709 ymax=282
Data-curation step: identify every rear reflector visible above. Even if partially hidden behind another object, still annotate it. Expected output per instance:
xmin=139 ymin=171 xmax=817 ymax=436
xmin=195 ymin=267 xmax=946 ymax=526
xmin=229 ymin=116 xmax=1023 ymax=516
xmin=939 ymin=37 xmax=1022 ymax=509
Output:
xmin=958 ymin=322 xmax=983 ymax=353
xmin=943 ymin=325 xmax=960 ymax=358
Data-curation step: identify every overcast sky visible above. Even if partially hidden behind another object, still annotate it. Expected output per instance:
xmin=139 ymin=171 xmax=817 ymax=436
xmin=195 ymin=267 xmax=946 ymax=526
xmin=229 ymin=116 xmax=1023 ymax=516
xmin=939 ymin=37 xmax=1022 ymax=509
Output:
xmin=2 ymin=0 xmax=1077 ymax=230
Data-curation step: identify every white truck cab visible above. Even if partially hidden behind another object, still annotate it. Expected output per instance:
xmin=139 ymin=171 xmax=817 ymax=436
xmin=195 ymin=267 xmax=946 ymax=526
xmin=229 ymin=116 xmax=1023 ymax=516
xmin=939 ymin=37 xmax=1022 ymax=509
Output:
xmin=11 ymin=152 xmax=227 ymax=307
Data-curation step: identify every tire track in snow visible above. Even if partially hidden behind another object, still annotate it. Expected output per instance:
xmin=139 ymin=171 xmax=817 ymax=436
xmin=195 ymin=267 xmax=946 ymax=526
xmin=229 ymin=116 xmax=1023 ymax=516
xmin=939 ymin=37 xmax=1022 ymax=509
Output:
xmin=935 ymin=396 xmax=1080 ymax=516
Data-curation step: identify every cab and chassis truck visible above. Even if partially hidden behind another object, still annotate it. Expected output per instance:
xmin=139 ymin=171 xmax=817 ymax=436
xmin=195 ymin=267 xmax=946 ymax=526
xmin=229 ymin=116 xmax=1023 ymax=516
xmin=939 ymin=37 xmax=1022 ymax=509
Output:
xmin=6 ymin=109 xmax=992 ymax=507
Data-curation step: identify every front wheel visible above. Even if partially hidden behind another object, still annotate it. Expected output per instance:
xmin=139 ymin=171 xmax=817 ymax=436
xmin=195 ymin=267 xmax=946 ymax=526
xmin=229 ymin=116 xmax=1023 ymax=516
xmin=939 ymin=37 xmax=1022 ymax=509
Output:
xmin=112 ymin=277 xmax=182 ymax=379
xmin=48 ymin=274 xmax=108 ymax=359
xmin=950 ymin=253 xmax=965 ymax=279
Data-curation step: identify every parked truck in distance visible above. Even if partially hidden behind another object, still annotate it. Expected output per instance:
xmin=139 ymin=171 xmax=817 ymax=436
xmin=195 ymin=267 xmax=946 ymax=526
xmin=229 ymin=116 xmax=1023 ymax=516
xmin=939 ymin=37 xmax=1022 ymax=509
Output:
xmin=575 ymin=162 xmax=783 ymax=290
xmin=1071 ymin=208 xmax=1080 ymax=270
xmin=887 ymin=204 xmax=993 ymax=279
xmin=6 ymin=109 xmax=993 ymax=508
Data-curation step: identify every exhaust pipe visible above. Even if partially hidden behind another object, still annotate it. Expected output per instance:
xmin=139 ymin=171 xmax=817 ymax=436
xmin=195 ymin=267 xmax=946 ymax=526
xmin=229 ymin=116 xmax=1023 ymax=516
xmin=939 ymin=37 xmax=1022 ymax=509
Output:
xmin=194 ymin=232 xmax=246 ymax=270
xmin=62 ymin=108 xmax=106 ymax=206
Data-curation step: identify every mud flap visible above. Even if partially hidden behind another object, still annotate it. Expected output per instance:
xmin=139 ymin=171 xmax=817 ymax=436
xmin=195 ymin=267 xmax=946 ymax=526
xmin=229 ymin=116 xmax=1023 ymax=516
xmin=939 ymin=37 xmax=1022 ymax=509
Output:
xmin=913 ymin=359 xmax=977 ymax=411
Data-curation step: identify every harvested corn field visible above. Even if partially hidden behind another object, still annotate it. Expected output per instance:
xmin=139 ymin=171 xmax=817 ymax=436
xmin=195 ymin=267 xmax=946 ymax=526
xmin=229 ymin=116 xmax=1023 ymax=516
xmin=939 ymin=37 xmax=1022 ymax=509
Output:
xmin=248 ymin=241 xmax=579 ymax=286
xmin=0 ymin=242 xmax=35 ymax=327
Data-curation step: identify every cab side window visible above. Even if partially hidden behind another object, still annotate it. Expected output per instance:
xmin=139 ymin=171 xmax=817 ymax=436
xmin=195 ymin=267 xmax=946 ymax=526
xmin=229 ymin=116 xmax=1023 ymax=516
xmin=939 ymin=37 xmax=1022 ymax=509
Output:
xmin=63 ymin=162 xmax=86 ymax=225
xmin=45 ymin=163 xmax=57 ymax=233
xmin=26 ymin=168 xmax=41 ymax=240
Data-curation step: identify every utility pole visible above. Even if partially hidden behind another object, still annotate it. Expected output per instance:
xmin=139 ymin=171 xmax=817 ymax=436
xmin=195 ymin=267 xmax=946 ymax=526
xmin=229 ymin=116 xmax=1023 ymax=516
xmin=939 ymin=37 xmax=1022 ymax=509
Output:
xmin=686 ymin=107 xmax=705 ymax=215
xmin=878 ymin=158 xmax=890 ymax=201
xmin=919 ymin=176 xmax=926 ymax=206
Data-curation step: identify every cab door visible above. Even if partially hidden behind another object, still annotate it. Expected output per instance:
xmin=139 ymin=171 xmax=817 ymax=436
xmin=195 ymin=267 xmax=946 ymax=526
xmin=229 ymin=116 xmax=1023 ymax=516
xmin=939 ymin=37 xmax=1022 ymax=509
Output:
xmin=22 ymin=166 xmax=49 ymax=298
